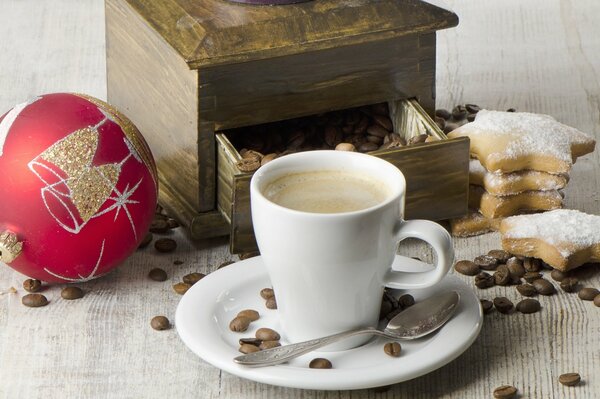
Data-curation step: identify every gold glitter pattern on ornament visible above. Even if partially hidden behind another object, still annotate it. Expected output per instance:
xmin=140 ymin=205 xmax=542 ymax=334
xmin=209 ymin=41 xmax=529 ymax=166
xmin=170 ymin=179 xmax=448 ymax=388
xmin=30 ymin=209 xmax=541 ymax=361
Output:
xmin=39 ymin=127 xmax=97 ymax=177
xmin=28 ymin=111 xmax=143 ymax=238
xmin=68 ymin=164 xmax=121 ymax=222
xmin=76 ymin=94 xmax=157 ymax=189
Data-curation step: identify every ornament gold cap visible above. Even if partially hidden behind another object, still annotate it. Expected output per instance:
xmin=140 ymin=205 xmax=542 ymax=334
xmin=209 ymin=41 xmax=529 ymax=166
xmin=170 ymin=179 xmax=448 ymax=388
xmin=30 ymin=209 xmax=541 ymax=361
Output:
xmin=0 ymin=231 xmax=22 ymax=264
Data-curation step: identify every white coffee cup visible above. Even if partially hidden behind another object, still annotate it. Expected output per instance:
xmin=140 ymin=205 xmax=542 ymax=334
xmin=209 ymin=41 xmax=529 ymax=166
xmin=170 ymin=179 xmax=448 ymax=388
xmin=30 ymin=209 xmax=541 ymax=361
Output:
xmin=250 ymin=150 xmax=454 ymax=350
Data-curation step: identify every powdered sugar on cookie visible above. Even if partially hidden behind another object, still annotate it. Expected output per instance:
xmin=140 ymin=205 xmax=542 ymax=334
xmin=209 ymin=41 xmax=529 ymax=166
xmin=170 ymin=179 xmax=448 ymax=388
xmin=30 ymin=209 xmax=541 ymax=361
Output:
xmin=449 ymin=110 xmax=595 ymax=173
xmin=503 ymin=209 xmax=600 ymax=256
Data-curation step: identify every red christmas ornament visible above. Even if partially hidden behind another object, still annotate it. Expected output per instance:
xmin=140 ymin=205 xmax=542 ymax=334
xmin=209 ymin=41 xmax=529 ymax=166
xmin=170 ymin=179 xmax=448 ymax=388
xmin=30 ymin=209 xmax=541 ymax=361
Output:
xmin=0 ymin=93 xmax=157 ymax=283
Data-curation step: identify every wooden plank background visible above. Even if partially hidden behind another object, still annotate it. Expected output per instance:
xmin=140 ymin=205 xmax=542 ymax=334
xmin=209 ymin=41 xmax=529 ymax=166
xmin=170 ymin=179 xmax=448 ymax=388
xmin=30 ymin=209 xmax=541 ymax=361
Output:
xmin=1 ymin=0 xmax=599 ymax=397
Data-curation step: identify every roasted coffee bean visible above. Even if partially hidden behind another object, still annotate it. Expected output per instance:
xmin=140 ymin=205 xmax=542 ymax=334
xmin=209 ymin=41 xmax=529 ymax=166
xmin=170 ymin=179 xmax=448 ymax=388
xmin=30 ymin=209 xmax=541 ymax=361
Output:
xmin=480 ymin=299 xmax=493 ymax=314
xmin=578 ymin=287 xmax=600 ymax=301
xmin=550 ymin=269 xmax=567 ymax=281
xmin=239 ymin=337 xmax=262 ymax=346
xmin=22 ymin=293 xmax=48 ymax=308
xmin=260 ymin=341 xmax=281 ymax=350
xmin=149 ymin=218 xmax=169 ymax=234
xmin=475 ymin=272 xmax=494 ymax=289
xmin=241 ymin=149 xmax=263 ymax=162
xmin=229 ymin=316 xmax=252 ymax=332
xmin=182 ymin=272 xmax=205 ymax=285
xmin=260 ymin=288 xmax=275 ymax=299
xmin=173 ymin=282 xmax=191 ymax=295
xmin=217 ymin=260 xmax=235 ymax=270
xmin=380 ymin=297 xmax=394 ymax=319
xmin=148 ymin=268 xmax=168 ymax=282
xmin=494 ymin=265 xmax=511 ymax=286
xmin=516 ymin=284 xmax=537 ymax=297
xmin=286 ymin=130 xmax=305 ymax=150
xmin=506 ymin=108 xmax=516 ymax=112
xmin=324 ymin=126 xmax=343 ymax=147
xmin=454 ymin=260 xmax=480 ymax=276
xmin=493 ymin=385 xmax=517 ymax=399
xmin=358 ymin=142 xmax=379 ymax=153
xmin=383 ymin=342 xmax=402 ymax=357
xmin=493 ymin=297 xmax=513 ymax=314
xmin=261 ymin=153 xmax=278 ymax=166
xmin=309 ymin=358 xmax=332 ymax=369
xmin=435 ymin=109 xmax=451 ymax=120
xmin=398 ymin=294 xmax=415 ymax=309
xmin=443 ymin=123 xmax=459 ymax=134
xmin=507 ymin=257 xmax=526 ymax=279
xmin=516 ymin=298 xmax=541 ymax=314
xmin=560 ymin=277 xmax=579 ymax=293
xmin=23 ymin=279 xmax=42 ymax=293
xmin=155 ymin=238 xmax=177 ymax=253
xmin=474 ymin=255 xmax=498 ymax=270
xmin=239 ymin=251 xmax=259 ymax=260
xmin=465 ymin=104 xmax=481 ymax=114
xmin=523 ymin=272 xmax=542 ymax=283
xmin=335 ymin=142 xmax=356 ymax=152
xmin=256 ymin=328 xmax=280 ymax=341
xmin=523 ymin=258 xmax=542 ymax=272
xmin=467 ymin=113 xmax=476 ymax=122
xmin=353 ymin=115 xmax=369 ymax=134
xmin=488 ymin=249 xmax=511 ymax=263
xmin=236 ymin=158 xmax=261 ymax=172
xmin=559 ymin=373 xmax=581 ymax=386
xmin=451 ymin=105 xmax=467 ymax=120
xmin=533 ymin=278 xmax=556 ymax=295
xmin=239 ymin=344 xmax=260 ymax=354
xmin=594 ymin=294 xmax=600 ymax=307
xmin=150 ymin=316 xmax=170 ymax=330
xmin=237 ymin=309 xmax=260 ymax=321
xmin=61 ymin=287 xmax=84 ymax=300
xmin=385 ymin=307 xmax=402 ymax=321
xmin=373 ymin=115 xmax=393 ymax=131
xmin=366 ymin=134 xmax=384 ymax=145
xmin=173 ymin=260 xmax=184 ymax=265
xmin=138 ymin=232 xmax=153 ymax=249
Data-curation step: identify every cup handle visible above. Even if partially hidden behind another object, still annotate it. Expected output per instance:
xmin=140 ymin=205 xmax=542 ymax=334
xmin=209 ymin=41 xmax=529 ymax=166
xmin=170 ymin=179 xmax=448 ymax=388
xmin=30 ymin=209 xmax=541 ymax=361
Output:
xmin=383 ymin=219 xmax=454 ymax=289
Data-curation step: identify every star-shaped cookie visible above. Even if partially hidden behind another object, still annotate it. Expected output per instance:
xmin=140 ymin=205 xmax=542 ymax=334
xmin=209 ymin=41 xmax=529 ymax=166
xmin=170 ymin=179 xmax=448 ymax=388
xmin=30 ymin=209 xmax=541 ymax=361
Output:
xmin=500 ymin=209 xmax=600 ymax=271
xmin=448 ymin=110 xmax=596 ymax=173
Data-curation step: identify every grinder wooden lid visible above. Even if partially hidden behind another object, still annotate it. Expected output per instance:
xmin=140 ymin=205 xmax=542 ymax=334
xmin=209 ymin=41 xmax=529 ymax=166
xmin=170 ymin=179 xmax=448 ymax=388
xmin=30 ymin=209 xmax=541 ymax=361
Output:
xmin=125 ymin=0 xmax=458 ymax=68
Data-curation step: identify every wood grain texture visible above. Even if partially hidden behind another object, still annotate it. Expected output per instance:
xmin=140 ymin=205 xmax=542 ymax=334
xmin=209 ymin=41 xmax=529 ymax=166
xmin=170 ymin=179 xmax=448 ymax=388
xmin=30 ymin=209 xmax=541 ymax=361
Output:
xmin=126 ymin=0 xmax=457 ymax=68
xmin=1 ymin=0 xmax=600 ymax=398
xmin=203 ymin=33 xmax=437 ymax=130
xmin=106 ymin=0 xmax=212 ymax=214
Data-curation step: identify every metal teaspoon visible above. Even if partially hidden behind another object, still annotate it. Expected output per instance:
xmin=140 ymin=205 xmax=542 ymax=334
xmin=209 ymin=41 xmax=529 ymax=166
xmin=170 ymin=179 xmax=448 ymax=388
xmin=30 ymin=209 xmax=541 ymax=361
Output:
xmin=234 ymin=290 xmax=460 ymax=367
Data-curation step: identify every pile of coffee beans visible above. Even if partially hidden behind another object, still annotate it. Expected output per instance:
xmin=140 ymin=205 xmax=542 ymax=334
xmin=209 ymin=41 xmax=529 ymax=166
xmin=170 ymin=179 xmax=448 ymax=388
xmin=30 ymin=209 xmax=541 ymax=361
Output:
xmin=227 ymin=103 xmax=433 ymax=173
xmin=435 ymin=104 xmax=516 ymax=134
xmin=380 ymin=289 xmax=415 ymax=321
xmin=237 ymin=326 xmax=282 ymax=354
xmin=260 ymin=287 xmax=277 ymax=309
xmin=455 ymin=248 xmax=600 ymax=316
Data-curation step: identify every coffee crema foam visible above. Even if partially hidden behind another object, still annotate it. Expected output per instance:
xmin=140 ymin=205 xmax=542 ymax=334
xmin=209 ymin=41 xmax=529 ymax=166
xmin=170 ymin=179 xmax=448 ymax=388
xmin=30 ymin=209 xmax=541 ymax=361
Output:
xmin=263 ymin=171 xmax=390 ymax=213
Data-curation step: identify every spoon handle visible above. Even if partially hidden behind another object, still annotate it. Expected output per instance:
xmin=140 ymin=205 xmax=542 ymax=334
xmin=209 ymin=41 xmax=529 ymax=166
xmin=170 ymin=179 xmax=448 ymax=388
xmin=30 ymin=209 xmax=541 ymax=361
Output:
xmin=234 ymin=327 xmax=384 ymax=367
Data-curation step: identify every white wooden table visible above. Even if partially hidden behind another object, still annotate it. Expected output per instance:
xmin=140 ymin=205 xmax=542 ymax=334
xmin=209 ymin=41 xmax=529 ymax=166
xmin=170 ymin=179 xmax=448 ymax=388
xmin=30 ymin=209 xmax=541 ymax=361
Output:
xmin=1 ymin=1 xmax=599 ymax=397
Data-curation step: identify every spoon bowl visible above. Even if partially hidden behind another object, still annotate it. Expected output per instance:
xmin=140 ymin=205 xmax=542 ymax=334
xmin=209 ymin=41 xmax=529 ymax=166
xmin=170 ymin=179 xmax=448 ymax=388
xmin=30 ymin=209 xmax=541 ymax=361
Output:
xmin=234 ymin=291 xmax=460 ymax=367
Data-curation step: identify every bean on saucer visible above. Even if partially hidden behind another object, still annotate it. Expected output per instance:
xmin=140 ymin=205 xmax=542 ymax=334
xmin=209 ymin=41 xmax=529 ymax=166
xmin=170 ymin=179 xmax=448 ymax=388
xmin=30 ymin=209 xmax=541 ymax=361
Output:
xmin=309 ymin=358 xmax=332 ymax=369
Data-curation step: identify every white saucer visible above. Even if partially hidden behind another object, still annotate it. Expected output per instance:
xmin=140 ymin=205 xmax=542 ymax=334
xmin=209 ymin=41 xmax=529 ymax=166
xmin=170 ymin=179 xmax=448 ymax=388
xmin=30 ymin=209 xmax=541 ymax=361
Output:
xmin=176 ymin=256 xmax=483 ymax=390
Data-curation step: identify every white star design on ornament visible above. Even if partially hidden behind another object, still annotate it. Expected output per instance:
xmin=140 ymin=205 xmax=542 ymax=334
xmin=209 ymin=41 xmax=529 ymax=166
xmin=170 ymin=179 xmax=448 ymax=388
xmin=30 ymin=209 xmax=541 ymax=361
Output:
xmin=94 ymin=179 xmax=142 ymax=240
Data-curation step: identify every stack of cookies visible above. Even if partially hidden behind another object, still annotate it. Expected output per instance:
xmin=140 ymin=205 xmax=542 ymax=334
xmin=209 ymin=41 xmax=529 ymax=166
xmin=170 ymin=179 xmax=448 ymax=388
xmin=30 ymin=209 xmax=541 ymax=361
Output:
xmin=447 ymin=109 xmax=596 ymax=237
